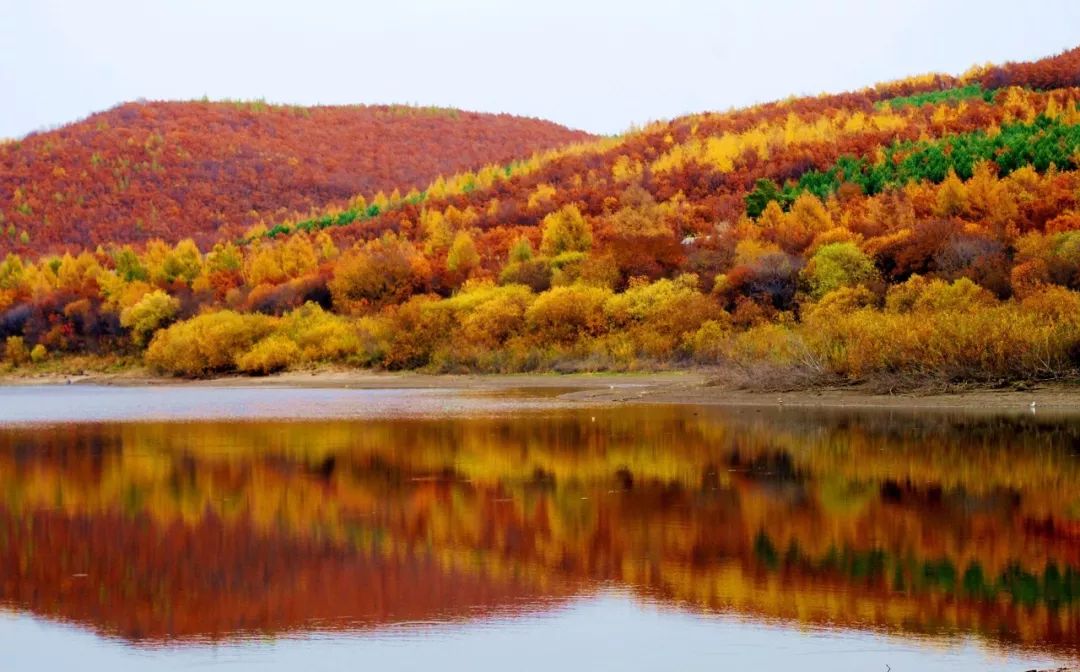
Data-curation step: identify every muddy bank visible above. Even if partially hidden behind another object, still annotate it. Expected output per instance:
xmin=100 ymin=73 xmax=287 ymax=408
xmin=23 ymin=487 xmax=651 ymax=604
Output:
xmin=3 ymin=367 xmax=1080 ymax=413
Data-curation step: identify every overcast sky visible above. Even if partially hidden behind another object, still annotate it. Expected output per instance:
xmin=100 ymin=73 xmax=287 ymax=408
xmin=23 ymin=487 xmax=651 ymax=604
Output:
xmin=3 ymin=0 xmax=1080 ymax=139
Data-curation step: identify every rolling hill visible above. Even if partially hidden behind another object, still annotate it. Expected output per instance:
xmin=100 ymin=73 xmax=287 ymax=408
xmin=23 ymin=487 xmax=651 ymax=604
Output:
xmin=5 ymin=46 xmax=1080 ymax=385
xmin=0 ymin=101 xmax=594 ymax=254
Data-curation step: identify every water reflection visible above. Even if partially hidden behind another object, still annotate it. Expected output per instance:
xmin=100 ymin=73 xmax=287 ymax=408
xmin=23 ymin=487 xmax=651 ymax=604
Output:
xmin=0 ymin=403 xmax=1078 ymax=663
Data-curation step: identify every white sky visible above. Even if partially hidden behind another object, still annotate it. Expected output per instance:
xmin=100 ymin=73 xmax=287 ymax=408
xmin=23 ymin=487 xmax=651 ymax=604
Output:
xmin=3 ymin=0 xmax=1080 ymax=138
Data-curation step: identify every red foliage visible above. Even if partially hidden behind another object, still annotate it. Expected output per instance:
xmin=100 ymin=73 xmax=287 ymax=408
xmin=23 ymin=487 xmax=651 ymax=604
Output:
xmin=0 ymin=101 xmax=593 ymax=255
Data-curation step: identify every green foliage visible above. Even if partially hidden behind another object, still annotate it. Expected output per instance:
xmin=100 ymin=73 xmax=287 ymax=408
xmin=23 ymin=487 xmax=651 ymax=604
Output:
xmin=114 ymin=247 xmax=149 ymax=282
xmin=745 ymin=178 xmax=786 ymax=218
xmin=878 ymin=84 xmax=993 ymax=110
xmin=767 ymin=116 xmax=1080 ymax=214
xmin=802 ymin=243 xmax=878 ymax=299
xmin=508 ymin=237 xmax=534 ymax=264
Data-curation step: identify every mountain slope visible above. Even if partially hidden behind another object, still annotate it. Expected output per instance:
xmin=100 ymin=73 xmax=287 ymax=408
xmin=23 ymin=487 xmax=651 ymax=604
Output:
xmin=0 ymin=101 xmax=593 ymax=254
xmin=6 ymin=47 xmax=1080 ymax=385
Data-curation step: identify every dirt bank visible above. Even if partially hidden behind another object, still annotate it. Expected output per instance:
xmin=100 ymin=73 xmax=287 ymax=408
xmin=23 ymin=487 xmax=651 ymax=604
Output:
xmin=3 ymin=367 xmax=1080 ymax=413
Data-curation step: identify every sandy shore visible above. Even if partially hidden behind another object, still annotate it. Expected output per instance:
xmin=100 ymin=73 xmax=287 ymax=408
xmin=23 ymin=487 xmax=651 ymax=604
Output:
xmin=3 ymin=367 xmax=1080 ymax=412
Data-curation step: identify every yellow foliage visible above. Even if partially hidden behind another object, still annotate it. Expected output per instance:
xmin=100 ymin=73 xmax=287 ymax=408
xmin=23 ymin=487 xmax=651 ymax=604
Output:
xmin=273 ymin=302 xmax=358 ymax=362
xmin=446 ymin=230 xmax=480 ymax=274
xmin=611 ymin=155 xmax=644 ymax=182
xmin=885 ymin=276 xmax=995 ymax=314
xmin=525 ymin=284 xmax=612 ymax=344
xmin=4 ymin=336 xmax=29 ymax=366
xmin=527 ymin=183 xmax=557 ymax=211
xmin=236 ymin=334 xmax=301 ymax=375
xmin=120 ymin=289 xmax=180 ymax=345
xmin=145 ymin=310 xmax=276 ymax=377
xmin=540 ymin=205 xmax=592 ymax=256
xmin=244 ymin=235 xmax=317 ymax=285
xmin=329 ymin=235 xmax=429 ymax=314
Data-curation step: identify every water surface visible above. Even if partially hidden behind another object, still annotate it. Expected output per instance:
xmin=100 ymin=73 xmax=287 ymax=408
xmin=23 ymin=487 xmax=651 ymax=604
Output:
xmin=0 ymin=385 xmax=1078 ymax=670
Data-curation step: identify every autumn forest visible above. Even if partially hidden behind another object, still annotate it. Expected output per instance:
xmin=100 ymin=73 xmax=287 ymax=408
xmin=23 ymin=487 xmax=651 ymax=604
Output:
xmin=6 ymin=47 xmax=1080 ymax=384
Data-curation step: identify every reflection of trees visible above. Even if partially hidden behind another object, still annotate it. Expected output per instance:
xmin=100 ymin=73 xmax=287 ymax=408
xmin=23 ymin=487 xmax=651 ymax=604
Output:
xmin=0 ymin=407 xmax=1078 ymax=652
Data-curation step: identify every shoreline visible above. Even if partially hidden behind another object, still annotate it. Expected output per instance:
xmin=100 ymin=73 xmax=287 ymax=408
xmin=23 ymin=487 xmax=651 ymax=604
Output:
xmin=3 ymin=367 xmax=1080 ymax=412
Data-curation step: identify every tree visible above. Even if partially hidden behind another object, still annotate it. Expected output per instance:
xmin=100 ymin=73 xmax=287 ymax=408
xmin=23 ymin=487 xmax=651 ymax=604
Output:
xmin=4 ymin=336 xmax=29 ymax=365
xmin=745 ymin=178 xmax=784 ymax=218
xmin=802 ymin=243 xmax=878 ymax=299
xmin=329 ymin=235 xmax=430 ymax=313
xmin=120 ymin=290 xmax=180 ymax=345
xmin=446 ymin=231 xmax=480 ymax=274
xmin=540 ymin=205 xmax=592 ymax=256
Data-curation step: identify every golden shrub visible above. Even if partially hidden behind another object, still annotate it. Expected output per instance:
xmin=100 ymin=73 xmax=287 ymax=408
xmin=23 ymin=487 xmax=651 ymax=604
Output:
xmin=145 ymin=311 xmax=276 ymax=377
xmin=4 ymin=336 xmax=30 ymax=366
xmin=525 ymin=284 xmax=612 ymax=345
xmin=236 ymin=335 xmax=301 ymax=375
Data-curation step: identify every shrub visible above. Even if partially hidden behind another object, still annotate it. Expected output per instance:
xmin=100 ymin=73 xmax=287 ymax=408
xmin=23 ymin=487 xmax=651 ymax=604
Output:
xmin=500 ymin=258 xmax=552 ymax=292
xmin=279 ymin=302 xmax=361 ymax=362
xmin=329 ymin=235 xmax=430 ymax=313
xmin=29 ymin=343 xmax=47 ymax=364
xmin=885 ymin=276 xmax=996 ymax=314
xmin=381 ymin=296 xmax=454 ymax=369
xmin=802 ymin=243 xmax=878 ymax=299
xmin=4 ymin=335 xmax=29 ymax=365
xmin=688 ymin=319 xmax=733 ymax=363
xmin=236 ymin=335 xmax=301 ymax=375
xmin=603 ymin=275 xmax=723 ymax=358
xmin=120 ymin=290 xmax=180 ymax=345
xmin=525 ymin=284 xmax=611 ymax=345
xmin=145 ymin=311 xmax=276 ymax=377
xmin=455 ymin=284 xmax=534 ymax=349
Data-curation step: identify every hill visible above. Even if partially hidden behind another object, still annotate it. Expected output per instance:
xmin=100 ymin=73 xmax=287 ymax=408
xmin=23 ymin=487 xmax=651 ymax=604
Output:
xmin=0 ymin=101 xmax=594 ymax=254
xmin=5 ymin=46 xmax=1080 ymax=386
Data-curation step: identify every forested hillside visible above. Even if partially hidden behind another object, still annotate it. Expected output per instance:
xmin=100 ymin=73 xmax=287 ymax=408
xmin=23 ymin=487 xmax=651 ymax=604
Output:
xmin=5 ymin=47 xmax=1080 ymax=385
xmin=0 ymin=101 xmax=593 ymax=254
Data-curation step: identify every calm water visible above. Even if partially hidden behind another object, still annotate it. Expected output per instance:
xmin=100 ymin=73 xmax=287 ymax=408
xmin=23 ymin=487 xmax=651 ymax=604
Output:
xmin=1 ymin=385 xmax=1079 ymax=671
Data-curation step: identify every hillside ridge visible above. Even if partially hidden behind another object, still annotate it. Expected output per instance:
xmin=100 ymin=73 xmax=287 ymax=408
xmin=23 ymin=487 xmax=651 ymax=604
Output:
xmin=4 ymin=46 xmax=1080 ymax=386
xmin=0 ymin=99 xmax=593 ymax=254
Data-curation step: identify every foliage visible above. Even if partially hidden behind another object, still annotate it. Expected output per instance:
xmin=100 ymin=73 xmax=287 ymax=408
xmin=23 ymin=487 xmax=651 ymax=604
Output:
xmin=6 ymin=47 xmax=1080 ymax=383
xmin=145 ymin=311 xmax=276 ymax=377
xmin=539 ymin=205 xmax=592 ymax=256
xmin=0 ymin=101 xmax=592 ymax=254
xmin=329 ymin=235 xmax=429 ymax=313
xmin=802 ymin=243 xmax=878 ymax=299
xmin=235 ymin=334 xmax=301 ymax=375
xmin=119 ymin=289 xmax=179 ymax=345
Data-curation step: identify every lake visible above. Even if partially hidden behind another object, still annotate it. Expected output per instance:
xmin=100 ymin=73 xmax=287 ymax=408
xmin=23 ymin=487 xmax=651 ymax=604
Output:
xmin=0 ymin=385 xmax=1078 ymax=671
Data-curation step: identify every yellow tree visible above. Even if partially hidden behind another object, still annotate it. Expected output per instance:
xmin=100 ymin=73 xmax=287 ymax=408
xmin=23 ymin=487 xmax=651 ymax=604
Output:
xmin=446 ymin=231 xmax=480 ymax=275
xmin=540 ymin=205 xmax=592 ymax=257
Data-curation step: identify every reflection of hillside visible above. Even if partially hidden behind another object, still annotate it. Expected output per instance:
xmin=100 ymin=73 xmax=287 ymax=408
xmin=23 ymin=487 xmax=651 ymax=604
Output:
xmin=0 ymin=407 xmax=1078 ymax=652
xmin=0 ymin=509 xmax=578 ymax=641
